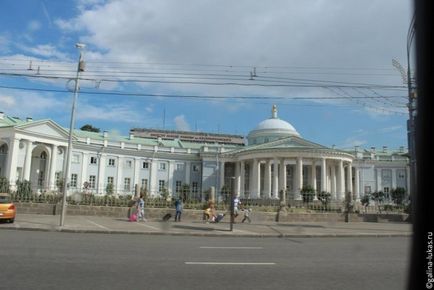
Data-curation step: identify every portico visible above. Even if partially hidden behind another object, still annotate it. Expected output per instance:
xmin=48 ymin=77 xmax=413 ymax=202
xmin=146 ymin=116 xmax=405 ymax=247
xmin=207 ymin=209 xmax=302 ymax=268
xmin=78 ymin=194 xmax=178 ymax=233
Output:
xmin=218 ymin=105 xmax=356 ymax=202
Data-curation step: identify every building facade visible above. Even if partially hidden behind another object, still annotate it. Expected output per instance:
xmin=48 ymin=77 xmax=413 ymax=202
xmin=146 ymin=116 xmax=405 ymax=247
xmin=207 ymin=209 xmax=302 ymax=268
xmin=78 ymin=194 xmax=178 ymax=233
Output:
xmin=0 ymin=107 xmax=409 ymax=201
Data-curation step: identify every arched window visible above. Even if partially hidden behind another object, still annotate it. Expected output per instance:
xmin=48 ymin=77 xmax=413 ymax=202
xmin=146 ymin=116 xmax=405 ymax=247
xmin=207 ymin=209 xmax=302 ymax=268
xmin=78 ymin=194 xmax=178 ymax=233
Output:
xmin=40 ymin=152 xmax=47 ymax=159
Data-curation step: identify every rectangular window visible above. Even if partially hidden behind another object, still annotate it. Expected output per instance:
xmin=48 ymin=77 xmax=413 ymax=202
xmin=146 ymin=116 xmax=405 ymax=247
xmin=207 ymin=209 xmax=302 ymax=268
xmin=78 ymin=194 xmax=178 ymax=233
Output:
xmin=70 ymin=174 xmax=78 ymax=188
xmin=125 ymin=160 xmax=132 ymax=168
xmin=89 ymin=175 xmax=96 ymax=189
xmin=108 ymin=159 xmax=115 ymax=166
xmin=90 ymin=156 xmax=98 ymax=165
xmin=176 ymin=163 xmax=184 ymax=171
xmin=72 ymin=154 xmax=80 ymax=164
xmin=107 ymin=176 xmax=114 ymax=185
xmin=141 ymin=178 xmax=148 ymax=190
xmin=124 ymin=178 xmax=131 ymax=191
xmin=158 ymin=180 xmax=165 ymax=192
xmin=383 ymin=187 xmax=389 ymax=193
xmin=192 ymin=164 xmax=200 ymax=172
xmin=142 ymin=162 xmax=149 ymax=169
xmin=175 ymin=181 xmax=182 ymax=193
xmin=159 ymin=162 xmax=166 ymax=171
xmin=192 ymin=182 xmax=198 ymax=193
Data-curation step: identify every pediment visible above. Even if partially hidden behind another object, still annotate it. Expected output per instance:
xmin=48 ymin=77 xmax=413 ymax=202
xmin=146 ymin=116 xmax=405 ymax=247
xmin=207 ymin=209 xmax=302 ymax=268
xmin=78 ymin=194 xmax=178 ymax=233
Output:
xmin=224 ymin=136 xmax=329 ymax=155
xmin=16 ymin=120 xmax=70 ymax=139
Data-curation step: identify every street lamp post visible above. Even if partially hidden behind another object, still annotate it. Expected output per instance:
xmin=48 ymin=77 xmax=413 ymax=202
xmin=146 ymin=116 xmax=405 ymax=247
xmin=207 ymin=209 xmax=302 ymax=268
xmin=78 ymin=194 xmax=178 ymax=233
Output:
xmin=392 ymin=14 xmax=416 ymax=201
xmin=229 ymin=176 xmax=235 ymax=232
xmin=406 ymin=14 xmax=417 ymax=205
xmin=60 ymin=43 xmax=85 ymax=227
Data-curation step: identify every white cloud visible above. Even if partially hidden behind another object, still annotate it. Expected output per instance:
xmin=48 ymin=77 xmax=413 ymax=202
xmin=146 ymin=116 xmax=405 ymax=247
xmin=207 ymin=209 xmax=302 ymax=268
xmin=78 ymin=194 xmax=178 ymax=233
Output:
xmin=0 ymin=95 xmax=16 ymax=107
xmin=49 ymin=0 xmax=410 ymax=118
xmin=27 ymin=20 xmax=41 ymax=31
xmin=173 ymin=115 xmax=190 ymax=131
xmin=0 ymin=91 xmax=66 ymax=118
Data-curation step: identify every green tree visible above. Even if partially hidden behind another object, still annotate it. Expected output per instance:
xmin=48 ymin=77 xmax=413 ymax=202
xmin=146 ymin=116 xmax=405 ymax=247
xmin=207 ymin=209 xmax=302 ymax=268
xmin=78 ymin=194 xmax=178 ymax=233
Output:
xmin=106 ymin=183 xmax=114 ymax=195
xmin=160 ymin=186 xmax=169 ymax=200
xmin=391 ymin=187 xmax=406 ymax=206
xmin=317 ymin=191 xmax=331 ymax=207
xmin=16 ymin=180 xmax=32 ymax=197
xmin=300 ymin=185 xmax=315 ymax=203
xmin=0 ymin=176 xmax=10 ymax=193
xmin=80 ymin=124 xmax=100 ymax=133
xmin=360 ymin=193 xmax=371 ymax=213
xmin=371 ymin=191 xmax=385 ymax=213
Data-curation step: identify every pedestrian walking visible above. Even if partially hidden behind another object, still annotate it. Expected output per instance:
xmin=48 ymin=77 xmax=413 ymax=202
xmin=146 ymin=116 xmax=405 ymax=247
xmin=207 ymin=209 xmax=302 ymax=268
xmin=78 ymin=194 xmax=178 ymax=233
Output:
xmin=233 ymin=196 xmax=241 ymax=218
xmin=174 ymin=198 xmax=183 ymax=222
xmin=241 ymin=205 xmax=252 ymax=223
xmin=137 ymin=194 xmax=147 ymax=222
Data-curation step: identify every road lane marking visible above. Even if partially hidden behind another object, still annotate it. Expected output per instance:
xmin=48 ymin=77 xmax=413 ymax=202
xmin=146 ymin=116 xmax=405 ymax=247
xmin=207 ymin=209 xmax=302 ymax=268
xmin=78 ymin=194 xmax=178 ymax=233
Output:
xmin=200 ymin=246 xmax=263 ymax=249
xmin=185 ymin=262 xmax=275 ymax=265
xmin=135 ymin=222 xmax=160 ymax=231
xmin=84 ymin=219 xmax=110 ymax=230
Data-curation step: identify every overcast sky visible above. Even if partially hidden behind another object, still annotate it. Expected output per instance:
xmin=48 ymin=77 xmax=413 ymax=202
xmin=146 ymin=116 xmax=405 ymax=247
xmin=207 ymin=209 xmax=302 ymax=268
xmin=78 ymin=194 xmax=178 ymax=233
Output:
xmin=0 ymin=0 xmax=413 ymax=149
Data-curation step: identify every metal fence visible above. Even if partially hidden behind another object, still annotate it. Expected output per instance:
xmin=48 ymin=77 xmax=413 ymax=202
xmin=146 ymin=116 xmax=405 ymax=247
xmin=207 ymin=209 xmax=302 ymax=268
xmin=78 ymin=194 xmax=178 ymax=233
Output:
xmin=10 ymin=191 xmax=408 ymax=214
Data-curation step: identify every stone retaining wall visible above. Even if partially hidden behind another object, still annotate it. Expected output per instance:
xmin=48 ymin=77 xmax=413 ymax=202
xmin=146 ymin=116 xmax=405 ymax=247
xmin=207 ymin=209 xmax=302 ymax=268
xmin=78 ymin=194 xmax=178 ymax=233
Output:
xmin=15 ymin=203 xmax=409 ymax=223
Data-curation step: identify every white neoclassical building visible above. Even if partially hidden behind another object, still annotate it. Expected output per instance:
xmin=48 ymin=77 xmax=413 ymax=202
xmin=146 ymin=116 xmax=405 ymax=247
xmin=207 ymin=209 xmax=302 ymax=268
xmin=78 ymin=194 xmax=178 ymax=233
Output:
xmin=0 ymin=107 xmax=409 ymax=202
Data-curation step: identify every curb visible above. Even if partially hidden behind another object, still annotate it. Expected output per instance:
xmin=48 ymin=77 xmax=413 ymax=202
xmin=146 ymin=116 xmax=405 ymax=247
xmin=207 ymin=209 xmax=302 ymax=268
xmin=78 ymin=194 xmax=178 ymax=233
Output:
xmin=0 ymin=225 xmax=412 ymax=238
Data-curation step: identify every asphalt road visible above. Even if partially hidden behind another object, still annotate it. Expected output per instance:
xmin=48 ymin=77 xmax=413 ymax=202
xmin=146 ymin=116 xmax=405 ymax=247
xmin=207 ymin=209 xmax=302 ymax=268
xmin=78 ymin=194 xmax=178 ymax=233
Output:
xmin=0 ymin=231 xmax=409 ymax=290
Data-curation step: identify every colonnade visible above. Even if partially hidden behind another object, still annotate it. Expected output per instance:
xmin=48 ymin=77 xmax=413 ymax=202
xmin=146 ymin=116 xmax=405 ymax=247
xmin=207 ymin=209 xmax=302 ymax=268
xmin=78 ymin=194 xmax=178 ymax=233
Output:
xmin=220 ymin=157 xmax=360 ymax=201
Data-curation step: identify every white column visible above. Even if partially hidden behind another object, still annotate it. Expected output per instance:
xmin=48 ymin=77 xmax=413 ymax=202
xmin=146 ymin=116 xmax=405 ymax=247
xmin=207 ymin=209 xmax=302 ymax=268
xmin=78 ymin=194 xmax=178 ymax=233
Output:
xmin=116 ymin=156 xmax=123 ymax=194
xmin=346 ymin=163 xmax=353 ymax=201
xmin=321 ymin=158 xmax=327 ymax=193
xmin=273 ymin=158 xmax=279 ymax=198
xmin=185 ymin=162 xmax=191 ymax=185
xmin=331 ymin=164 xmax=337 ymax=200
xmin=337 ymin=160 xmax=344 ymax=200
xmin=295 ymin=157 xmax=303 ymax=200
xmin=219 ymin=161 xmax=225 ymax=190
xmin=149 ymin=159 xmax=157 ymax=196
xmin=280 ymin=159 xmax=287 ymax=203
xmin=133 ymin=158 xmax=140 ymax=196
xmin=354 ymin=167 xmax=360 ymax=201
xmin=97 ymin=154 xmax=106 ymax=194
xmin=6 ymin=138 xmax=20 ymax=189
xmin=80 ymin=153 xmax=89 ymax=191
xmin=168 ymin=161 xmax=174 ymax=197
xmin=256 ymin=160 xmax=261 ymax=198
xmin=235 ymin=162 xmax=241 ymax=197
xmin=250 ymin=159 xmax=258 ymax=198
xmin=391 ymin=168 xmax=397 ymax=189
xmin=311 ymin=160 xmax=317 ymax=200
xmin=265 ymin=160 xmax=272 ymax=198
xmin=48 ymin=144 xmax=58 ymax=190
xmin=23 ymin=140 xmax=33 ymax=181
xmin=376 ymin=168 xmax=382 ymax=192
xmin=240 ymin=161 xmax=245 ymax=197
xmin=280 ymin=159 xmax=286 ymax=193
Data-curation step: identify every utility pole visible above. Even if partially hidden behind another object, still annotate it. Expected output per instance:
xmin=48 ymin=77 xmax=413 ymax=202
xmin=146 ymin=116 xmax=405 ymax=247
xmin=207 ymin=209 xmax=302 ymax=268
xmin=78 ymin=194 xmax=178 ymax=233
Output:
xmin=392 ymin=14 xmax=416 ymax=201
xmin=60 ymin=43 xmax=85 ymax=227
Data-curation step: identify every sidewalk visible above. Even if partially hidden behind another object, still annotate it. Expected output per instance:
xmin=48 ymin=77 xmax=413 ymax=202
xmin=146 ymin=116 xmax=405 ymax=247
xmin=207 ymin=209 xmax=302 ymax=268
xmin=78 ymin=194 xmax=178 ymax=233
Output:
xmin=0 ymin=214 xmax=412 ymax=237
